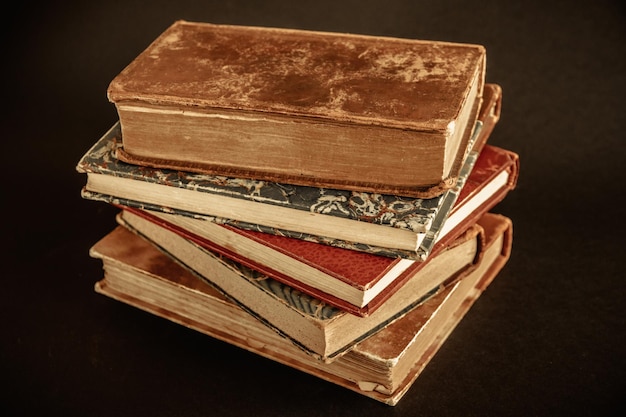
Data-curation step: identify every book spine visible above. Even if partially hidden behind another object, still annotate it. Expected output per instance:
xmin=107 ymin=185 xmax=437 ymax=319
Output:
xmin=417 ymin=149 xmax=480 ymax=258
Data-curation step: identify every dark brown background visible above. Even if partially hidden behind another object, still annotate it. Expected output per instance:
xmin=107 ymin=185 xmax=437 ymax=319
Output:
xmin=3 ymin=1 xmax=624 ymax=416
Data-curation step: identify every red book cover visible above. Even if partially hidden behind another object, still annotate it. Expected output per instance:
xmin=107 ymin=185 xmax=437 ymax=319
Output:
xmin=119 ymin=144 xmax=518 ymax=316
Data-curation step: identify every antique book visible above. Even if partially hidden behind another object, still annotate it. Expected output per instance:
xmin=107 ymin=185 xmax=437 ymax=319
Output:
xmin=90 ymin=213 xmax=513 ymax=405
xmin=114 ymin=212 xmax=486 ymax=362
xmin=76 ymin=85 xmax=505 ymax=260
xmin=114 ymin=144 xmax=518 ymax=315
xmin=108 ymin=20 xmax=487 ymax=197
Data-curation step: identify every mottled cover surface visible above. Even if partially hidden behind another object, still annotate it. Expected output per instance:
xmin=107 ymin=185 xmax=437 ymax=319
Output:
xmin=109 ymin=20 xmax=485 ymax=130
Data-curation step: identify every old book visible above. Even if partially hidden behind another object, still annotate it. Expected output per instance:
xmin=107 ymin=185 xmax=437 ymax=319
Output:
xmin=76 ymin=85 xmax=504 ymax=260
xmin=114 ymin=143 xmax=518 ymax=315
xmin=90 ymin=213 xmax=513 ymax=406
xmin=108 ymin=20 xmax=487 ymax=197
xmin=113 ymin=211 xmax=485 ymax=362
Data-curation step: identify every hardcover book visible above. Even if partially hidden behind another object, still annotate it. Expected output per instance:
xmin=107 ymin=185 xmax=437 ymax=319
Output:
xmin=114 ymin=211 xmax=486 ymax=362
xmin=114 ymin=143 xmax=518 ymax=315
xmin=90 ymin=213 xmax=513 ymax=405
xmin=108 ymin=20 xmax=487 ymax=197
xmin=76 ymin=84 xmax=504 ymax=260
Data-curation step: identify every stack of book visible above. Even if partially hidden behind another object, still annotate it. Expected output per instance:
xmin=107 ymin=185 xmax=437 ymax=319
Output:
xmin=77 ymin=20 xmax=519 ymax=406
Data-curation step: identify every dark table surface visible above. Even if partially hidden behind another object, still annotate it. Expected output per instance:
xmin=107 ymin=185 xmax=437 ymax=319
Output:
xmin=3 ymin=1 xmax=624 ymax=416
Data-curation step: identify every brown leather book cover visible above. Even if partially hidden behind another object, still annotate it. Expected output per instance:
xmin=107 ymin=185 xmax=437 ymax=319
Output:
xmin=109 ymin=20 xmax=487 ymax=197
xmin=89 ymin=212 xmax=512 ymax=405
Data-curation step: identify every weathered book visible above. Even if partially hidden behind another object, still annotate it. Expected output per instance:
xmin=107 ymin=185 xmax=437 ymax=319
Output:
xmin=114 ymin=211 xmax=486 ymax=362
xmin=108 ymin=20 xmax=487 ymax=198
xmin=90 ymin=213 xmax=513 ymax=406
xmin=113 ymin=143 xmax=518 ymax=316
xmin=76 ymin=85 xmax=505 ymax=260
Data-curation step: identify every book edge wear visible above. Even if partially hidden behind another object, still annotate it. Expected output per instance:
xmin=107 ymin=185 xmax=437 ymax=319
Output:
xmin=115 ymin=206 xmax=483 ymax=317
xmin=112 ymin=210 xmax=485 ymax=360
xmin=129 ymin=143 xmax=517 ymax=316
xmin=75 ymin=19 xmax=518 ymax=409
xmin=75 ymin=85 xmax=504 ymax=260
xmin=107 ymin=20 xmax=490 ymax=197
xmin=90 ymin=212 xmax=512 ymax=406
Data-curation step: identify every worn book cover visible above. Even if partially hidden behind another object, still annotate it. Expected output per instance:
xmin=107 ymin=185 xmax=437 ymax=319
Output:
xmin=109 ymin=20 xmax=487 ymax=197
xmin=76 ymin=86 xmax=503 ymax=260
xmin=113 ymin=143 xmax=518 ymax=315
xmin=90 ymin=213 xmax=512 ymax=405
xmin=114 ymin=210 xmax=486 ymax=362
